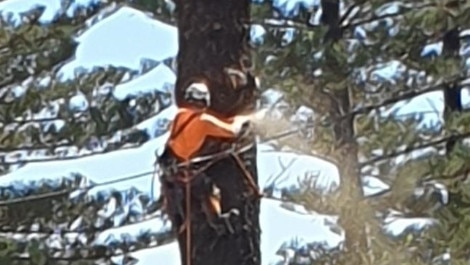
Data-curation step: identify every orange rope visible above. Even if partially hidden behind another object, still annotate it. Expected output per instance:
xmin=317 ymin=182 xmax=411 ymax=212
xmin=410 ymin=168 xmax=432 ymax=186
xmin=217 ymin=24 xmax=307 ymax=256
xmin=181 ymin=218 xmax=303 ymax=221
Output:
xmin=162 ymin=144 xmax=262 ymax=265
xmin=231 ymin=153 xmax=262 ymax=197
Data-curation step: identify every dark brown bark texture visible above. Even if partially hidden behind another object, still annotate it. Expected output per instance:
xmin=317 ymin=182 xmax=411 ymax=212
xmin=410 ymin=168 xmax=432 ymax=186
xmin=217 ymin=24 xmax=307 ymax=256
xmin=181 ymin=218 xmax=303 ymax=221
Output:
xmin=158 ymin=1 xmax=261 ymax=265
xmin=442 ymin=27 xmax=462 ymax=153
xmin=174 ymin=0 xmax=256 ymax=117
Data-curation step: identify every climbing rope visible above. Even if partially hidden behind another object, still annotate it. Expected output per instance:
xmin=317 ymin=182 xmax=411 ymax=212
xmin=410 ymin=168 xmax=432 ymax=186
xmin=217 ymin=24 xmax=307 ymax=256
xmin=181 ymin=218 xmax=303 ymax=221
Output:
xmin=156 ymin=106 xmax=317 ymax=265
xmin=156 ymin=141 xmax=261 ymax=265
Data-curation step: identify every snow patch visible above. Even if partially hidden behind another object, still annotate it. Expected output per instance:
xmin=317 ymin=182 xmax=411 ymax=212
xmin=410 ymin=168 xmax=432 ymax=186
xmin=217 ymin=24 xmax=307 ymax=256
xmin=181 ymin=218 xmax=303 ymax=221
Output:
xmin=0 ymin=0 xmax=102 ymax=25
xmin=113 ymin=63 xmax=176 ymax=100
xmin=58 ymin=6 xmax=178 ymax=80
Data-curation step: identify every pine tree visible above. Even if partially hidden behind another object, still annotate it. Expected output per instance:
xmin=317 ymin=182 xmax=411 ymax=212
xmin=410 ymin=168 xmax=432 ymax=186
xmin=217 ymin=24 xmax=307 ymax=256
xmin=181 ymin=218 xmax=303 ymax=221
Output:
xmin=1 ymin=0 xmax=470 ymax=264
xmin=158 ymin=0 xmax=261 ymax=265
xmin=250 ymin=0 xmax=469 ymax=263
xmin=0 ymin=1 xmax=173 ymax=264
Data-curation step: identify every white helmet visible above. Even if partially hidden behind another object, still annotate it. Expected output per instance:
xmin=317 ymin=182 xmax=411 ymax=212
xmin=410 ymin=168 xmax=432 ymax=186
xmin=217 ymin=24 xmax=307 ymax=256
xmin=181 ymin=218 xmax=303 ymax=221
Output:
xmin=184 ymin=82 xmax=211 ymax=106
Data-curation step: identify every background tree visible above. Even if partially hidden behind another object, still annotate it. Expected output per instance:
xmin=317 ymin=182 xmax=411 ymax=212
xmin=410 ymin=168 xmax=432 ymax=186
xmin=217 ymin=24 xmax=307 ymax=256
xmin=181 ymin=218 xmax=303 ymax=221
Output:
xmin=318 ymin=0 xmax=371 ymax=256
xmin=251 ymin=0 xmax=469 ymax=263
xmin=0 ymin=1 xmax=173 ymax=264
xmin=0 ymin=0 xmax=470 ymax=264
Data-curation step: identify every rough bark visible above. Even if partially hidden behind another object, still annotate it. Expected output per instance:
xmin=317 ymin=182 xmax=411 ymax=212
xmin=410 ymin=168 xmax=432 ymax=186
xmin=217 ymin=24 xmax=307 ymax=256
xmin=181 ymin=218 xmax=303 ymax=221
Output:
xmin=161 ymin=1 xmax=261 ymax=265
xmin=442 ymin=27 xmax=462 ymax=153
xmin=320 ymin=0 xmax=342 ymax=44
xmin=174 ymin=0 xmax=256 ymax=117
xmin=328 ymin=87 xmax=370 ymax=255
xmin=320 ymin=0 xmax=369 ymax=254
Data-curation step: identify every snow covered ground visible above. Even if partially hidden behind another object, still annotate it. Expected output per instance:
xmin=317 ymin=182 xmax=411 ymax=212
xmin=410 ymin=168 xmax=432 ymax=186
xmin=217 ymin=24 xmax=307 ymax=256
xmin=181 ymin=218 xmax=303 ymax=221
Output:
xmin=0 ymin=0 xmax=466 ymax=264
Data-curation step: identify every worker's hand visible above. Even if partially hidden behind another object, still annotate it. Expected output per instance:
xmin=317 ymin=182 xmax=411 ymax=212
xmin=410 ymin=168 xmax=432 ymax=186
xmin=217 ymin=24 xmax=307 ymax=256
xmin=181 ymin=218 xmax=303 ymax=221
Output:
xmin=232 ymin=116 xmax=253 ymax=139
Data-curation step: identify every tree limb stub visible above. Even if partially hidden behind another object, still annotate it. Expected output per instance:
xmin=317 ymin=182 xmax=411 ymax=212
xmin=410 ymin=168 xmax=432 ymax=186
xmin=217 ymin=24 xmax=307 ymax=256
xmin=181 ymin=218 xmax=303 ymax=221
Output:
xmin=158 ymin=1 xmax=261 ymax=265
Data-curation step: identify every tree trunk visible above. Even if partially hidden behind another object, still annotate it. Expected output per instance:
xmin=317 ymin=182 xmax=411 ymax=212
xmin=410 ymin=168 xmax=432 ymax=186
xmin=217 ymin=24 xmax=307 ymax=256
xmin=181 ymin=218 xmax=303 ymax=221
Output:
xmin=174 ymin=0 xmax=256 ymax=117
xmin=442 ymin=27 xmax=462 ymax=153
xmin=330 ymin=88 xmax=368 ymax=251
xmin=160 ymin=1 xmax=261 ymax=265
xmin=320 ymin=0 xmax=369 ymax=255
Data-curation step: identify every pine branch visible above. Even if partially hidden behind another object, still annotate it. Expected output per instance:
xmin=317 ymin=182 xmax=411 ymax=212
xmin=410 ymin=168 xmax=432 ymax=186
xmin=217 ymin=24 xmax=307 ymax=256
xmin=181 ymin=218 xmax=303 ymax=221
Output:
xmin=9 ymin=239 xmax=177 ymax=262
xmin=0 ymin=143 xmax=72 ymax=152
xmin=1 ymin=144 xmax=141 ymax=166
xmin=360 ymin=131 xmax=470 ymax=167
xmin=350 ymin=74 xmax=468 ymax=118
xmin=0 ymin=170 xmax=153 ymax=206
xmin=0 ymin=212 xmax=166 ymax=234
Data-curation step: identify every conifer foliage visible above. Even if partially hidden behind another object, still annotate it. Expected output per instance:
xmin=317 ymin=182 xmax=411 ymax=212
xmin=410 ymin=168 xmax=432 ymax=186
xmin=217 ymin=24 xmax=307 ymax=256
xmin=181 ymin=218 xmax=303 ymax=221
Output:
xmin=0 ymin=0 xmax=470 ymax=264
